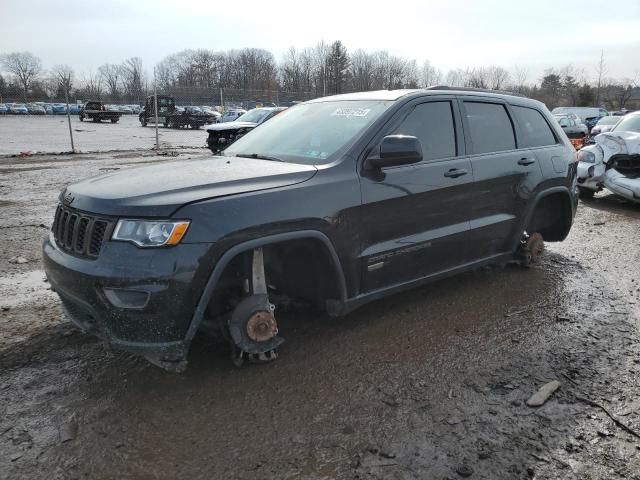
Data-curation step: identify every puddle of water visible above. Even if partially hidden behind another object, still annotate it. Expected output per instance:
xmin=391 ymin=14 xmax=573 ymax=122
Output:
xmin=0 ymin=270 xmax=57 ymax=308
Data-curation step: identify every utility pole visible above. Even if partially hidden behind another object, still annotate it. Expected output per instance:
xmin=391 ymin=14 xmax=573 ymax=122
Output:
xmin=154 ymin=68 xmax=159 ymax=149
xmin=64 ymin=81 xmax=75 ymax=153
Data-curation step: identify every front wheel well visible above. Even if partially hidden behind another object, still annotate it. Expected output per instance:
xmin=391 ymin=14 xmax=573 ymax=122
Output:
xmin=201 ymin=237 xmax=343 ymax=334
xmin=526 ymin=192 xmax=572 ymax=242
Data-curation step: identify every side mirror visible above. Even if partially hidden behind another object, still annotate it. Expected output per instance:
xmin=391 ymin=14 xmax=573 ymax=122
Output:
xmin=366 ymin=135 xmax=423 ymax=169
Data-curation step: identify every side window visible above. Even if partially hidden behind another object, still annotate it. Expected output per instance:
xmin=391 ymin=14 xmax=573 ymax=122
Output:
xmin=393 ymin=101 xmax=456 ymax=161
xmin=464 ymin=102 xmax=515 ymax=154
xmin=512 ymin=106 xmax=557 ymax=148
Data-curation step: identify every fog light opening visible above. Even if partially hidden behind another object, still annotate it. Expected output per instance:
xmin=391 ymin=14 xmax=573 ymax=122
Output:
xmin=103 ymin=288 xmax=150 ymax=309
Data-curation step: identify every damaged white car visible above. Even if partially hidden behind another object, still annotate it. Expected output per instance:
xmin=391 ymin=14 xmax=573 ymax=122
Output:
xmin=576 ymin=111 xmax=640 ymax=203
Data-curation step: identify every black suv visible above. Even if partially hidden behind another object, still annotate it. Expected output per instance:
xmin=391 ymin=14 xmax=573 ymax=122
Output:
xmin=43 ymin=88 xmax=578 ymax=371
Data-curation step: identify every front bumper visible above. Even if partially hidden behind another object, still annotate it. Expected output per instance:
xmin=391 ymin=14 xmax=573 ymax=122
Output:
xmin=43 ymin=232 xmax=212 ymax=370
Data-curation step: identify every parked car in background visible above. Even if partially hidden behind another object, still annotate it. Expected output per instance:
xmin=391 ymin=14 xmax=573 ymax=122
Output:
xmin=51 ymin=103 xmax=67 ymax=114
xmin=68 ymin=104 xmax=82 ymax=115
xmin=590 ymin=116 xmax=620 ymax=136
xmin=44 ymin=104 xmax=53 ymax=114
xmin=166 ymin=105 xmax=218 ymax=129
xmin=199 ymin=106 xmax=221 ymax=121
xmin=26 ymin=103 xmax=46 ymax=115
xmin=8 ymin=103 xmax=29 ymax=114
xmin=220 ymin=108 xmax=246 ymax=123
xmin=0 ymin=104 xmax=8 ymax=114
xmin=576 ymin=111 xmax=640 ymax=202
xmin=552 ymin=107 xmax=609 ymax=123
xmin=554 ymin=114 xmax=588 ymax=149
xmin=205 ymin=107 xmax=287 ymax=153
xmin=129 ymin=105 xmax=141 ymax=114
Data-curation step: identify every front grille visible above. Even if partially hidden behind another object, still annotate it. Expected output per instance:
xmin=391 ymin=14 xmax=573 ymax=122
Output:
xmin=610 ymin=154 xmax=640 ymax=176
xmin=51 ymin=204 xmax=114 ymax=259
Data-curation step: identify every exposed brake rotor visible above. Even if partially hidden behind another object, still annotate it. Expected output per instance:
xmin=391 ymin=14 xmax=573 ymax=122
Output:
xmin=246 ymin=310 xmax=278 ymax=342
xmin=518 ymin=232 xmax=544 ymax=266
xmin=228 ymin=294 xmax=284 ymax=360
xmin=526 ymin=232 xmax=545 ymax=261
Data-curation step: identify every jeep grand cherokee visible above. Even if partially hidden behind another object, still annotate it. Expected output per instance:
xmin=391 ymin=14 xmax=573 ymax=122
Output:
xmin=43 ymin=88 xmax=578 ymax=371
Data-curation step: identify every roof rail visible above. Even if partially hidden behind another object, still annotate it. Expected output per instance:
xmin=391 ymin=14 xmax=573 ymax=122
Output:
xmin=426 ymin=86 xmax=527 ymax=98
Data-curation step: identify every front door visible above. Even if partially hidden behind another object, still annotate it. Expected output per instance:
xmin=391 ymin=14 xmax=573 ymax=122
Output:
xmin=359 ymin=98 xmax=474 ymax=292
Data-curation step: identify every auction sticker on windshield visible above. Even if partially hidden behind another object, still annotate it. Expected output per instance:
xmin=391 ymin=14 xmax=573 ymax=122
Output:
xmin=331 ymin=107 xmax=371 ymax=117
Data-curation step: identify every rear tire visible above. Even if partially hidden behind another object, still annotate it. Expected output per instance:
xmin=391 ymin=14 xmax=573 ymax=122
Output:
xmin=578 ymin=187 xmax=595 ymax=200
xmin=110 ymin=118 xmax=117 ymax=123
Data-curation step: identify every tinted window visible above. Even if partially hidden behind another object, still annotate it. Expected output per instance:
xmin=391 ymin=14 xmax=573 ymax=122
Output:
xmin=393 ymin=102 xmax=456 ymax=161
xmin=464 ymin=102 xmax=515 ymax=154
xmin=512 ymin=106 xmax=556 ymax=147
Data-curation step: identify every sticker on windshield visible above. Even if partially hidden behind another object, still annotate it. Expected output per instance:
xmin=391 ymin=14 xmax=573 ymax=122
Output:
xmin=331 ymin=107 xmax=371 ymax=117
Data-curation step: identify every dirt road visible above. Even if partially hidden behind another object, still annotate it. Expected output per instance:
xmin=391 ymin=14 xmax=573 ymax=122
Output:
xmin=1 ymin=150 xmax=639 ymax=479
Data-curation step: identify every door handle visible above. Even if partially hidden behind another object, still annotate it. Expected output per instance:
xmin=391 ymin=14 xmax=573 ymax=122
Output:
xmin=518 ymin=157 xmax=536 ymax=166
xmin=444 ymin=168 xmax=468 ymax=178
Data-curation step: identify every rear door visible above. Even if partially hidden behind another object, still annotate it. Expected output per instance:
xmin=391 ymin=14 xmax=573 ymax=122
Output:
xmin=359 ymin=97 xmax=474 ymax=292
xmin=460 ymin=99 xmax=543 ymax=259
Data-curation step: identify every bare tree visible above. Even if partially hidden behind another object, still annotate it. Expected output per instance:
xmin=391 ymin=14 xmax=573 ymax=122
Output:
xmin=512 ymin=65 xmax=529 ymax=93
xmin=51 ymin=64 xmax=74 ymax=91
xmin=79 ymin=71 xmax=103 ymax=99
xmin=98 ymin=63 xmax=122 ymax=100
xmin=121 ymin=57 xmax=145 ymax=103
xmin=420 ymin=60 xmax=442 ymax=87
xmin=0 ymin=51 xmax=43 ymax=102
xmin=486 ymin=66 xmax=510 ymax=90
xmin=594 ymin=50 xmax=607 ymax=106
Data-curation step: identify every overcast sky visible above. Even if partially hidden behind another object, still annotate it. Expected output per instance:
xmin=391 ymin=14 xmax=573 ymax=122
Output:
xmin=1 ymin=0 xmax=639 ymax=83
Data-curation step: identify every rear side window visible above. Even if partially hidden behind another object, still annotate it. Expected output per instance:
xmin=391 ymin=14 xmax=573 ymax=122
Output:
xmin=464 ymin=102 xmax=515 ymax=154
xmin=393 ymin=101 xmax=456 ymax=161
xmin=512 ymin=106 xmax=557 ymax=147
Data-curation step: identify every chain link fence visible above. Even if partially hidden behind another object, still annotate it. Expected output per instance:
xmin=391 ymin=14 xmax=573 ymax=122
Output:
xmin=0 ymin=86 xmax=316 ymax=156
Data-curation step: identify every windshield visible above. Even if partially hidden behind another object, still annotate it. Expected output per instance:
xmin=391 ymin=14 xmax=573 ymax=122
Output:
xmin=597 ymin=116 xmax=619 ymax=125
xmin=224 ymin=100 xmax=393 ymax=164
xmin=612 ymin=114 xmax=640 ymax=133
xmin=236 ymin=109 xmax=272 ymax=123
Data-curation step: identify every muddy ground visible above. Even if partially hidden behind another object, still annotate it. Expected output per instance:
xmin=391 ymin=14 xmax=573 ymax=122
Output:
xmin=1 ymin=150 xmax=639 ymax=480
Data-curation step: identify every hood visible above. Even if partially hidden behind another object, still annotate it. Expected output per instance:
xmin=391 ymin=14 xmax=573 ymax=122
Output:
xmin=594 ymin=131 xmax=640 ymax=157
xmin=205 ymin=121 xmax=258 ymax=132
xmin=63 ymin=155 xmax=317 ymax=217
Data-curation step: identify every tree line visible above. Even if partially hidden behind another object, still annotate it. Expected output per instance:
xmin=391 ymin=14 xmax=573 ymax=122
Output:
xmin=1 ymin=43 xmax=638 ymax=110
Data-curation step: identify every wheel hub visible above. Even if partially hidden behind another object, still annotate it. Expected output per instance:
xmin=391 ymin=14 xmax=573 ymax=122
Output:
xmin=246 ymin=310 xmax=278 ymax=342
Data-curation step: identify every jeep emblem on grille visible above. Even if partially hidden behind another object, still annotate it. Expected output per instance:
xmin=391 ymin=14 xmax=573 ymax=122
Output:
xmin=63 ymin=191 xmax=74 ymax=205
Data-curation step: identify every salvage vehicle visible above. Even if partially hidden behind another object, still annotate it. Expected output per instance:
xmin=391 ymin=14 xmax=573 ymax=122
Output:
xmin=8 ymin=103 xmax=29 ymax=114
xmin=590 ymin=115 xmax=620 ymax=136
xmin=220 ymin=108 xmax=246 ymax=123
xmin=554 ymin=114 xmax=588 ymax=149
xmin=205 ymin=107 xmax=286 ymax=153
xmin=166 ymin=106 xmax=218 ymax=129
xmin=576 ymin=111 xmax=640 ymax=202
xmin=79 ymin=101 xmax=122 ymax=123
xmin=43 ymin=88 xmax=578 ymax=371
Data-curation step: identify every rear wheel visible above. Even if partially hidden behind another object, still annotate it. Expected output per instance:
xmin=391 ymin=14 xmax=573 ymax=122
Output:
xmin=578 ymin=187 xmax=595 ymax=200
xmin=110 ymin=118 xmax=117 ymax=123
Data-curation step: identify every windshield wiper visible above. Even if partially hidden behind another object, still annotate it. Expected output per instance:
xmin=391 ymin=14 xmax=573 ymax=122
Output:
xmin=235 ymin=153 xmax=284 ymax=162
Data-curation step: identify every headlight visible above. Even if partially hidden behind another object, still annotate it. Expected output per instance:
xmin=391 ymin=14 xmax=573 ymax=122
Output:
xmin=577 ymin=150 xmax=596 ymax=164
xmin=112 ymin=219 xmax=190 ymax=247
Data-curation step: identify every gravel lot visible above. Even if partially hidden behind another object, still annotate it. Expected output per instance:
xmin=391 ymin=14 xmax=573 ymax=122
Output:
xmin=1 ymin=150 xmax=640 ymax=479
xmin=0 ymin=115 xmax=207 ymax=155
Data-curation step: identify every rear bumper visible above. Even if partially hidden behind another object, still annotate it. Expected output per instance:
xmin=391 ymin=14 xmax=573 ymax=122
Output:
xmin=43 ymin=232 xmax=212 ymax=370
